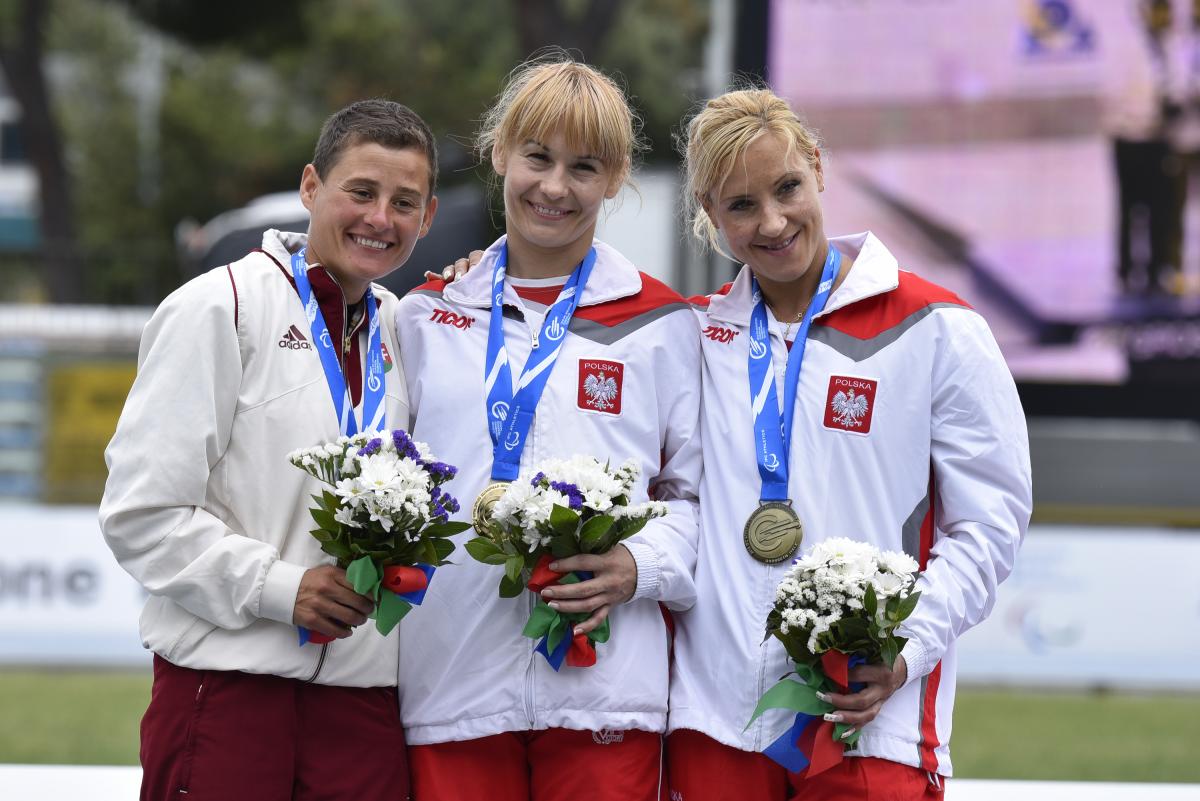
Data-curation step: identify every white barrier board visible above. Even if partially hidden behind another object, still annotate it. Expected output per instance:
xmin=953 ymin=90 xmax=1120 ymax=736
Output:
xmin=0 ymin=505 xmax=148 ymax=666
xmin=956 ymin=525 xmax=1200 ymax=689
xmin=2 ymin=509 xmax=1199 ymax=690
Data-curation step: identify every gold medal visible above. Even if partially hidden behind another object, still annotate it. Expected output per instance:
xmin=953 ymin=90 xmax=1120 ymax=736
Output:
xmin=472 ymin=481 xmax=510 ymax=539
xmin=743 ymin=502 xmax=803 ymax=564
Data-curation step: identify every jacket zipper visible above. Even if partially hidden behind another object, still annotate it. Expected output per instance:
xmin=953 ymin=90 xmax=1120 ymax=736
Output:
xmin=753 ymin=563 xmax=774 ymax=751
xmin=306 ymin=276 xmax=350 ymax=687
xmin=522 ymin=397 xmax=538 ymax=728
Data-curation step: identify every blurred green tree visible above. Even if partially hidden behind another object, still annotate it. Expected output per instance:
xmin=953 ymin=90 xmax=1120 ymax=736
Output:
xmin=4 ymin=0 xmax=705 ymax=304
xmin=0 ymin=0 xmax=82 ymax=302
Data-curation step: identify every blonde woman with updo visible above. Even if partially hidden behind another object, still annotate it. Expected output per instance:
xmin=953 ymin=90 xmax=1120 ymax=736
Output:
xmin=665 ymin=88 xmax=1031 ymax=800
xmin=392 ymin=56 xmax=702 ymax=800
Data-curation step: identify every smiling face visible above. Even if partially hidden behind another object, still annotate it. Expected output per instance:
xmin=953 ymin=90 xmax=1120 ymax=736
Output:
xmin=300 ymin=140 xmax=437 ymax=301
xmin=704 ymin=132 xmax=827 ymax=294
xmin=492 ymin=129 xmax=623 ymax=274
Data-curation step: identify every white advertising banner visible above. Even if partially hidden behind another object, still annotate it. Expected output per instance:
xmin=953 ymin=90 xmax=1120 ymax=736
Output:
xmin=957 ymin=525 xmax=1200 ymax=689
xmin=2 ymin=509 xmax=1198 ymax=688
xmin=0 ymin=505 xmax=148 ymax=666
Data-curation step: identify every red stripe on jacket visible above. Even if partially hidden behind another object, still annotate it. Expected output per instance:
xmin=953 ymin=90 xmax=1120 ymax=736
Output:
xmin=688 ymin=281 xmax=734 ymax=309
xmin=817 ymin=271 xmax=970 ymax=340
xmin=917 ymin=465 xmax=941 ymax=772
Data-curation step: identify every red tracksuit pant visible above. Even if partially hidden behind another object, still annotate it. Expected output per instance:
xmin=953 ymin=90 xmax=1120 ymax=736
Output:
xmin=140 ymin=654 xmax=408 ymax=801
xmin=666 ymin=729 xmax=946 ymax=801
xmin=409 ymin=728 xmax=664 ymax=801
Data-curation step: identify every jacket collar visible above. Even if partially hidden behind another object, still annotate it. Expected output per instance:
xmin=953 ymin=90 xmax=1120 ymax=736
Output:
xmin=260 ymin=229 xmax=372 ymax=340
xmin=443 ymin=235 xmax=644 ymax=309
xmin=704 ymin=231 xmax=899 ymax=327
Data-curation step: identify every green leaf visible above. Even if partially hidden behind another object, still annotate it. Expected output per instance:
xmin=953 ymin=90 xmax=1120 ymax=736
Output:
xmin=549 ymin=534 xmax=577 ymax=559
xmin=432 ymin=538 xmax=456 ymax=563
xmin=590 ymin=617 xmax=611 ymax=644
xmin=320 ymin=539 xmax=353 ymax=560
xmin=522 ymin=601 xmax=558 ymax=638
xmin=346 ymin=556 xmax=381 ymax=597
xmin=579 ymin=515 xmax=614 ymax=553
xmin=499 ymin=574 xmax=525 ymax=598
xmin=881 ymin=638 xmax=899 ymax=669
xmin=546 ymin=615 xmax=568 ymax=654
xmin=745 ymin=678 xmax=830 ymax=729
xmin=895 ymin=590 xmax=921 ymax=620
xmin=835 ymin=721 xmax=862 ymax=748
xmin=375 ymin=590 xmax=412 ymax=635
xmin=504 ymin=555 xmax=524 ymax=585
xmin=309 ymin=528 xmax=335 ymax=543
xmin=863 ymin=583 xmax=878 ymax=619
xmin=320 ymin=490 xmax=340 ymax=511
xmin=465 ymin=537 xmax=508 ymax=565
xmin=421 ymin=540 xmax=438 ymax=566
xmin=310 ymin=506 xmax=339 ymax=532
xmin=423 ymin=522 xmax=472 ymax=538
xmin=549 ymin=504 xmax=579 ymax=537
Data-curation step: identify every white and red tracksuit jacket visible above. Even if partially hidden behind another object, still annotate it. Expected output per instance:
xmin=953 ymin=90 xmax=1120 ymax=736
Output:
xmin=393 ymin=236 xmax=703 ymax=745
xmin=668 ymin=232 xmax=1032 ymax=776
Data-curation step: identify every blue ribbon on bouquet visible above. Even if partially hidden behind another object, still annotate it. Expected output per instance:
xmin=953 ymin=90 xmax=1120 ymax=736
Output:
xmin=763 ymin=653 xmax=866 ymax=774
xmin=530 ymin=570 xmax=594 ymax=670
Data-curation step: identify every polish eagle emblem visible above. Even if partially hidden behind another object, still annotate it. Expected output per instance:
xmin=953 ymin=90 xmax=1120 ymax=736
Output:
xmin=830 ymin=389 xmax=869 ymax=427
xmin=583 ymin=371 xmax=619 ymax=410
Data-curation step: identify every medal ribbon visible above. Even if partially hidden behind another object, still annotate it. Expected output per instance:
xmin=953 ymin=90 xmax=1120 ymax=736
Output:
xmin=484 ymin=243 xmax=596 ymax=481
xmin=747 ymin=245 xmax=841 ymax=502
xmin=290 ymin=249 xmax=387 ymax=436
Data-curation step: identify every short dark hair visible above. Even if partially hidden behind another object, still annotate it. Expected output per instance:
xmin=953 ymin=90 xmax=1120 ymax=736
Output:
xmin=311 ymin=99 xmax=438 ymax=195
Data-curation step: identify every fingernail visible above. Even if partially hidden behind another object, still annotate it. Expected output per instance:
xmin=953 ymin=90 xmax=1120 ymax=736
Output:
xmin=547 ymin=601 xmax=560 ymax=610
xmin=816 ymin=692 xmax=831 ymax=703
xmin=549 ymin=563 xmax=560 ymax=572
xmin=840 ymin=728 xmax=857 ymax=740
xmin=823 ymin=713 xmax=843 ymax=723
xmin=442 ymin=267 xmax=452 ymax=278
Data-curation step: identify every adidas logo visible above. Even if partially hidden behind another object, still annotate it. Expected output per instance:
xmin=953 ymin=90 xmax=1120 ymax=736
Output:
xmin=278 ymin=324 xmax=313 ymax=350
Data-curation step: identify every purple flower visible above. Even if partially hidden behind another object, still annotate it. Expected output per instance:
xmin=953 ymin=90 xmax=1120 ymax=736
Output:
xmin=549 ymin=480 xmax=584 ymax=510
xmin=531 ymin=472 xmax=546 ymax=486
xmin=443 ymin=494 xmax=461 ymax=514
xmin=391 ymin=429 xmax=421 ymax=461
xmin=357 ymin=438 xmax=382 ymax=457
xmin=424 ymin=461 xmax=457 ymax=482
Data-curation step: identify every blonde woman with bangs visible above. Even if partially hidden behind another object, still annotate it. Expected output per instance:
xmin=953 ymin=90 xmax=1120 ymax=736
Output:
xmin=663 ymin=87 xmax=1031 ymax=800
xmin=392 ymin=55 xmax=702 ymax=800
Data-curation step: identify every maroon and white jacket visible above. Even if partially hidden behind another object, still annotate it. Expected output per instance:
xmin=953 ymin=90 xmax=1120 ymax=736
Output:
xmin=668 ymin=232 xmax=1031 ymax=776
xmin=393 ymin=236 xmax=703 ymax=744
xmin=101 ymin=230 xmax=409 ymax=687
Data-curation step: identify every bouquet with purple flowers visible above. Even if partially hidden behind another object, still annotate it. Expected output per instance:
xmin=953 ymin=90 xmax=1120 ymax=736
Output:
xmin=465 ymin=455 xmax=667 ymax=668
xmin=288 ymin=429 xmax=470 ymax=642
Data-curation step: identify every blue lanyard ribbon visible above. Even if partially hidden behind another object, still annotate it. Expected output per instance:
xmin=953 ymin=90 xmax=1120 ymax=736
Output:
xmin=290 ymin=248 xmax=386 ymax=436
xmin=484 ymin=243 xmax=596 ymax=481
xmin=747 ymin=245 xmax=841 ymax=502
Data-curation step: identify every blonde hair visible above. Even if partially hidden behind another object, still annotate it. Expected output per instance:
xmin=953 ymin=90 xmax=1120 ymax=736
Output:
xmin=681 ymin=88 xmax=821 ymax=255
xmin=477 ymin=53 xmax=640 ymax=185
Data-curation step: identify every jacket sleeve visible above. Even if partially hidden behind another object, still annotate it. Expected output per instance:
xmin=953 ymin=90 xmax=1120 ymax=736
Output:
xmin=899 ymin=310 xmax=1032 ymax=683
xmin=622 ymin=310 xmax=703 ymax=611
xmin=99 ymin=269 xmax=307 ymax=631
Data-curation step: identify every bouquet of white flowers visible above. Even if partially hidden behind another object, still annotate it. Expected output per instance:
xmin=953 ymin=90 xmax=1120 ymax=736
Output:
xmin=288 ymin=429 xmax=470 ymax=643
xmin=465 ymin=455 xmax=668 ymax=669
xmin=747 ymin=538 xmax=921 ymax=775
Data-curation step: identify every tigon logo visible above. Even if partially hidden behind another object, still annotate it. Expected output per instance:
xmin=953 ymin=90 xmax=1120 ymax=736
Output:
xmin=278 ymin=325 xmax=312 ymax=350
xmin=592 ymin=729 xmax=625 ymax=745
xmin=702 ymin=325 xmax=739 ymax=343
xmin=429 ymin=308 xmax=475 ymax=330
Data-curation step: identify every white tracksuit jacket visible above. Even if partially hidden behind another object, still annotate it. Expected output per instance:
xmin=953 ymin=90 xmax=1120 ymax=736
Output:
xmin=668 ymin=232 xmax=1032 ymax=776
xmin=100 ymin=230 xmax=409 ymax=687
xmin=393 ymin=236 xmax=703 ymax=744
